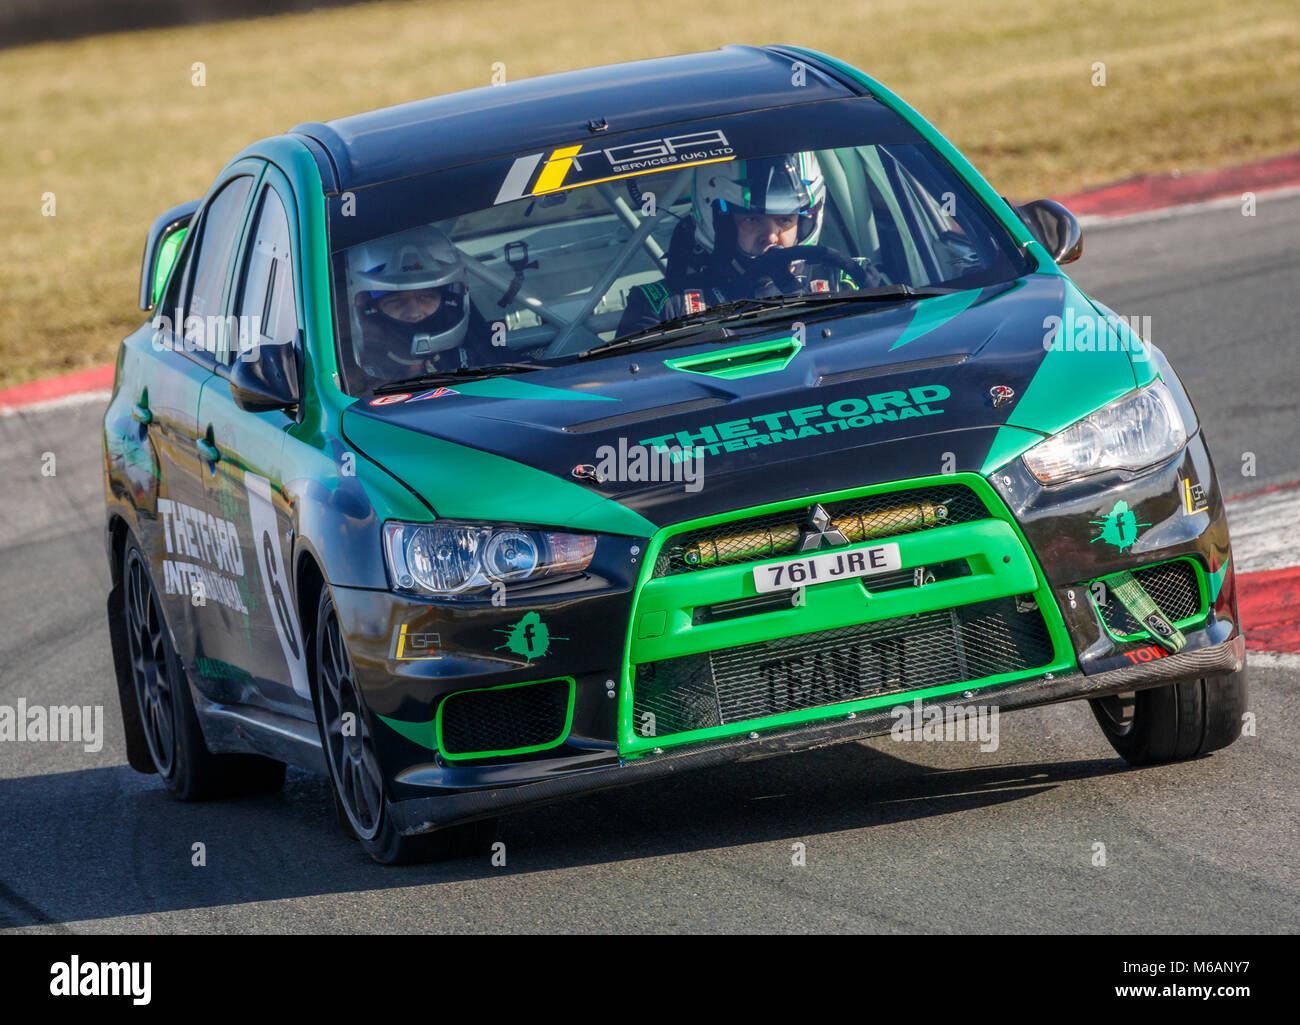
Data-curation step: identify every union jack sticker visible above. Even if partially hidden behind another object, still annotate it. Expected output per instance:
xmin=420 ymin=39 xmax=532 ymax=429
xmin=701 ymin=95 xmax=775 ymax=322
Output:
xmin=409 ymin=387 xmax=460 ymax=402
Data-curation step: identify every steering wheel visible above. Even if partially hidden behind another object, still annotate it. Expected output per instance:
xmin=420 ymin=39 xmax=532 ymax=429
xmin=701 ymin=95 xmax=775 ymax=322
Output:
xmin=736 ymin=244 xmax=877 ymax=297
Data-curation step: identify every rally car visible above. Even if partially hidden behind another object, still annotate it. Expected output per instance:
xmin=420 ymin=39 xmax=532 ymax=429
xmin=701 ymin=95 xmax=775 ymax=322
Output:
xmin=104 ymin=45 xmax=1246 ymax=863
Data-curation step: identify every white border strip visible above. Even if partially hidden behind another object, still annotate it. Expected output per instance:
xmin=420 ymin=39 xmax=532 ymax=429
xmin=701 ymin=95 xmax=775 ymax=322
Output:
xmin=1078 ymin=183 xmax=1300 ymax=229
xmin=0 ymin=389 xmax=111 ymax=419
xmin=1223 ymin=483 xmax=1300 ymax=575
xmin=1243 ymin=651 xmax=1300 ymax=672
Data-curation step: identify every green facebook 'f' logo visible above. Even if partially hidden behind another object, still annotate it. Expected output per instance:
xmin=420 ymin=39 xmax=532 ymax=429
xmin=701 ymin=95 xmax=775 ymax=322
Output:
xmin=1090 ymin=500 xmax=1151 ymax=553
xmin=495 ymin=611 xmax=567 ymax=664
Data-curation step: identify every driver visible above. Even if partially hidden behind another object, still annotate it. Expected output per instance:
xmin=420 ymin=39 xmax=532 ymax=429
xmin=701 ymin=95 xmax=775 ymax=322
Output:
xmin=616 ymin=152 xmax=882 ymax=336
xmin=350 ymin=225 xmax=496 ymax=383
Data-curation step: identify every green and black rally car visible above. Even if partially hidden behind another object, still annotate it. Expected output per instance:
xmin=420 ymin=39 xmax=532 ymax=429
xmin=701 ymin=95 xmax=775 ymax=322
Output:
xmin=105 ymin=46 xmax=1246 ymax=862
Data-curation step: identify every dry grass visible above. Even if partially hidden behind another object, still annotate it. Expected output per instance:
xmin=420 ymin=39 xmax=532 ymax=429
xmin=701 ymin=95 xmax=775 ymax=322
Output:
xmin=1 ymin=0 xmax=1296 ymax=387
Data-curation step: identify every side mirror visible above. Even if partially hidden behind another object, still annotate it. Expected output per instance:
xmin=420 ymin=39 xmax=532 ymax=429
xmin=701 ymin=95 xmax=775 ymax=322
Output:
xmin=140 ymin=200 xmax=201 ymax=310
xmin=1013 ymin=198 xmax=1083 ymax=265
xmin=230 ymin=340 xmax=301 ymax=413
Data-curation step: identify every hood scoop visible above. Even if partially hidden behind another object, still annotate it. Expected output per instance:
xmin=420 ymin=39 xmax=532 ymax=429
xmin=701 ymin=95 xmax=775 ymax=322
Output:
xmin=664 ymin=335 xmax=803 ymax=380
xmin=563 ymin=396 xmax=727 ymax=434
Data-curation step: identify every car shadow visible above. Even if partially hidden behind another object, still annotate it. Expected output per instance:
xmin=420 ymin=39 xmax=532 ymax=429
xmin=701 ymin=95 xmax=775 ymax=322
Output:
xmin=0 ymin=741 xmax=1130 ymax=928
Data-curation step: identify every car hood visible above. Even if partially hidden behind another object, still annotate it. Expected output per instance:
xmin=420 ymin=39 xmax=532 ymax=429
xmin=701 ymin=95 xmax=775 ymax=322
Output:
xmin=341 ymin=272 xmax=1142 ymax=535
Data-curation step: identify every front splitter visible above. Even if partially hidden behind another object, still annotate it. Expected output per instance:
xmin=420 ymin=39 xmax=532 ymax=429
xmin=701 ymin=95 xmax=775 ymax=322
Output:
xmin=387 ymin=631 xmax=1245 ymax=834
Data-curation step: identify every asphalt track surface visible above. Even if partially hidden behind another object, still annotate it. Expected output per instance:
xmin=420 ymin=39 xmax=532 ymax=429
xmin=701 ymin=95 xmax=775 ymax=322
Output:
xmin=0 ymin=192 xmax=1297 ymax=934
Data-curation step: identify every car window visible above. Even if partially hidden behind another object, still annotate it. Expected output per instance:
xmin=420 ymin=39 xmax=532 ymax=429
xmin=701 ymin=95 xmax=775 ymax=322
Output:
xmin=326 ymin=101 xmax=1031 ymax=394
xmin=158 ymin=224 xmax=196 ymax=323
xmin=182 ymin=175 xmax=254 ymax=356
xmin=229 ymin=186 xmax=299 ymax=365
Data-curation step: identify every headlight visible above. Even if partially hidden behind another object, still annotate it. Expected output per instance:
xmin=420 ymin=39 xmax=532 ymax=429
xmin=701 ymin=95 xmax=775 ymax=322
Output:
xmin=1021 ymin=381 xmax=1188 ymax=485
xmin=382 ymin=521 xmax=597 ymax=597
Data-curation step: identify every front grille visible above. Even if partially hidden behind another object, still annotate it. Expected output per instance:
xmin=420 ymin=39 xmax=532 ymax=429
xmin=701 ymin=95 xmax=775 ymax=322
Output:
xmin=438 ymin=678 xmax=571 ymax=758
xmin=654 ymin=485 xmax=988 ymax=576
xmin=1096 ymin=560 xmax=1203 ymax=638
xmin=632 ymin=597 xmax=1054 ymax=737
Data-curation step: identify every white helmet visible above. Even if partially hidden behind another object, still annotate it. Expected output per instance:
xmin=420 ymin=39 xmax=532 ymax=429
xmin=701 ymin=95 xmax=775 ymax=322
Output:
xmin=350 ymin=225 xmax=469 ymax=356
xmin=692 ymin=152 xmax=827 ymax=257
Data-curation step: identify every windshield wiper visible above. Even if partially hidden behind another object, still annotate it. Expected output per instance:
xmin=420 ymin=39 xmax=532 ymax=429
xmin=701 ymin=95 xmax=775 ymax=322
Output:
xmin=371 ymin=362 xmax=546 ymax=395
xmin=578 ymin=323 xmax=739 ymax=360
xmin=782 ymin=284 xmax=958 ymax=307
xmin=581 ymin=285 xmax=957 ymax=360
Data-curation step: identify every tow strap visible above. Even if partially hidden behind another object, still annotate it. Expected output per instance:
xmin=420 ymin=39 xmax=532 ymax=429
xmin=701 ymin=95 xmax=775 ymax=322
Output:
xmin=1109 ymin=571 xmax=1187 ymax=653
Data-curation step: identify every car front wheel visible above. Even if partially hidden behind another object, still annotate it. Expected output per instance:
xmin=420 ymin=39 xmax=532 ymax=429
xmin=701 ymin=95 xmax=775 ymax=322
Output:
xmin=1089 ymin=667 xmax=1248 ymax=766
xmin=311 ymin=587 xmax=496 ymax=864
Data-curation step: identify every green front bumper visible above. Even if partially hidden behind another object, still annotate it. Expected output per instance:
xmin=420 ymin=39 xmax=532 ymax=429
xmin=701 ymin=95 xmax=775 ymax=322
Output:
xmin=619 ymin=473 xmax=1077 ymax=755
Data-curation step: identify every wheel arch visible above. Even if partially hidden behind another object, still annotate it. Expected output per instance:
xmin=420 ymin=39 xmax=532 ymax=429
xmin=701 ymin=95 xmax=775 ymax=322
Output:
xmin=294 ymin=545 xmax=328 ymax=698
xmin=106 ymin=514 xmax=162 ymax=774
xmin=107 ymin=513 xmax=130 ymax=584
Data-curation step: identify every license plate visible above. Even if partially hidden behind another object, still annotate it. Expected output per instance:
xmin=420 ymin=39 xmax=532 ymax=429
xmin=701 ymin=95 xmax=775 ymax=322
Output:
xmin=752 ymin=543 xmax=902 ymax=593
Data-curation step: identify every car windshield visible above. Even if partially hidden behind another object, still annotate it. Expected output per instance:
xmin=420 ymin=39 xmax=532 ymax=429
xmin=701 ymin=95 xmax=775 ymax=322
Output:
xmin=327 ymin=97 xmax=1031 ymax=396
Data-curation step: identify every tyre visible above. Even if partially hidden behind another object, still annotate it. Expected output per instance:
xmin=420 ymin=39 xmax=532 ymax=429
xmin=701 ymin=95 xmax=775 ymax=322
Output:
xmin=1089 ymin=667 xmax=1248 ymax=766
xmin=311 ymin=586 xmax=497 ymax=864
xmin=122 ymin=538 xmax=286 ymax=800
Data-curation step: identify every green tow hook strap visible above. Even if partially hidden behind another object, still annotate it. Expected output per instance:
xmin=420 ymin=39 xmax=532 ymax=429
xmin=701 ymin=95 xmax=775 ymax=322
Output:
xmin=1109 ymin=571 xmax=1187 ymax=653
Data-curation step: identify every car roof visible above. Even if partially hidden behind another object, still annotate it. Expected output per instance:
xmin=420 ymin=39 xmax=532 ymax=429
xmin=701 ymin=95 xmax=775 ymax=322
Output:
xmin=289 ymin=45 xmax=865 ymax=192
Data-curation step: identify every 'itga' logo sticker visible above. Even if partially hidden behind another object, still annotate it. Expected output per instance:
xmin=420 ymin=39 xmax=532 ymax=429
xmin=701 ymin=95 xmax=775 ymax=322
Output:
xmin=1182 ymin=476 xmax=1209 ymax=515
xmin=369 ymin=393 xmax=409 ymax=406
xmin=1090 ymin=499 xmax=1151 ymax=553
xmin=495 ymin=611 xmax=567 ymax=665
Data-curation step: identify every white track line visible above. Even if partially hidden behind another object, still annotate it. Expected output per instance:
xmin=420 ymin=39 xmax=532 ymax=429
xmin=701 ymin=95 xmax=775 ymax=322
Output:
xmin=0 ymin=389 xmax=111 ymax=418
xmin=1078 ymin=183 xmax=1300 ymax=229
xmin=1242 ymin=651 xmax=1300 ymax=672
xmin=1223 ymin=486 xmax=1300 ymax=575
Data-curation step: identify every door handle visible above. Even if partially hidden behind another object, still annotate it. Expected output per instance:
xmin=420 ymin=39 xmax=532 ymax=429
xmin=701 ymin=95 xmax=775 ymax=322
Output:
xmin=196 ymin=437 xmax=221 ymax=465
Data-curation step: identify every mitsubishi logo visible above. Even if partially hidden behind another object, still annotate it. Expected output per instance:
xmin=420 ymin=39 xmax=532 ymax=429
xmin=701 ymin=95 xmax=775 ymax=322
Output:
xmin=799 ymin=504 xmax=850 ymax=552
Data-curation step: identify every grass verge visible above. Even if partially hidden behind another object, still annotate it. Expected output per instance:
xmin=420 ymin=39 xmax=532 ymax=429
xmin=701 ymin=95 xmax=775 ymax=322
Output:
xmin=1 ymin=0 xmax=1296 ymax=387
